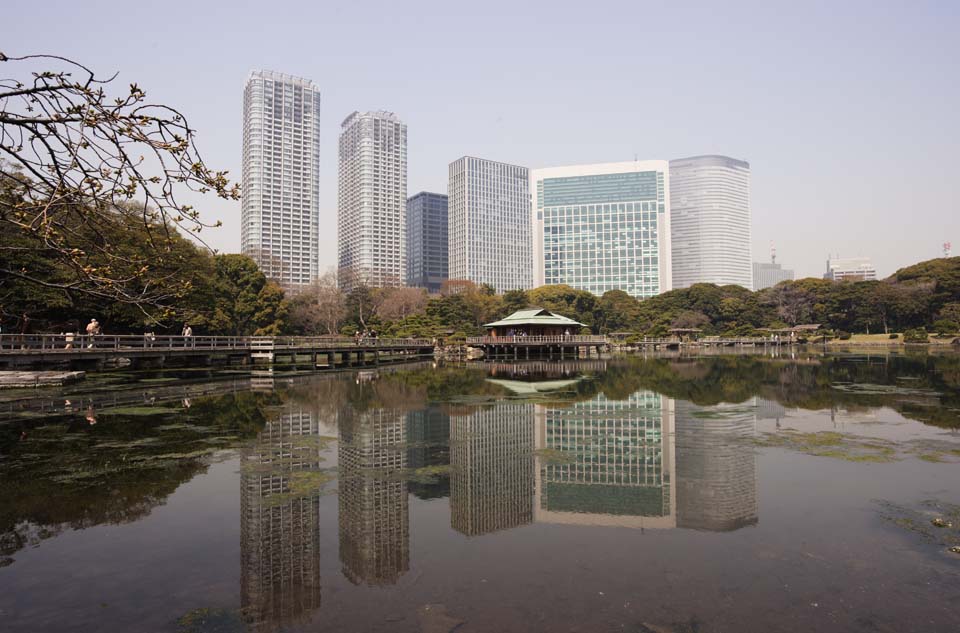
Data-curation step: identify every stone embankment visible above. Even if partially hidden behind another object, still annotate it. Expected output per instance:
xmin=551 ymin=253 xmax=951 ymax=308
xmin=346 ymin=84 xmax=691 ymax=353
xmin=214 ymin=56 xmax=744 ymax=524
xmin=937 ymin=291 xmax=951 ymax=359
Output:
xmin=0 ymin=371 xmax=86 ymax=389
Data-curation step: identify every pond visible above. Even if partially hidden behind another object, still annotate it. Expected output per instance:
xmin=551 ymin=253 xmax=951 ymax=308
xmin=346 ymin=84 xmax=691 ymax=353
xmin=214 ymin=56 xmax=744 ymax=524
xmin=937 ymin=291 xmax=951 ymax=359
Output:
xmin=1 ymin=351 xmax=959 ymax=632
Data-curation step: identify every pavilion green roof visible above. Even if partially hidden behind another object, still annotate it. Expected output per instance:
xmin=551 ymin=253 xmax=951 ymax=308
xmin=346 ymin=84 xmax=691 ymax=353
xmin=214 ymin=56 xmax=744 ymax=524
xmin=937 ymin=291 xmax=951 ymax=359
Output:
xmin=484 ymin=309 xmax=586 ymax=328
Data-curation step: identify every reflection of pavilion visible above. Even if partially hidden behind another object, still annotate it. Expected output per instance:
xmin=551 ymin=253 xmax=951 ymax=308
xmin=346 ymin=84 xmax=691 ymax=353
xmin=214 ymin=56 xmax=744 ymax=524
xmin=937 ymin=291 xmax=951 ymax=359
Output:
xmin=338 ymin=408 xmax=409 ymax=585
xmin=450 ymin=403 xmax=535 ymax=536
xmin=535 ymin=392 xmax=676 ymax=529
xmin=675 ymin=401 xmax=758 ymax=531
xmin=240 ymin=407 xmax=322 ymax=632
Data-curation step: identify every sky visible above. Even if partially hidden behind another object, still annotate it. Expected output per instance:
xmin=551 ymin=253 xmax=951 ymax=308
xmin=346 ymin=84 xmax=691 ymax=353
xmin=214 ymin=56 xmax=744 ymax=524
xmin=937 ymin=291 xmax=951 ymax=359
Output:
xmin=5 ymin=0 xmax=959 ymax=279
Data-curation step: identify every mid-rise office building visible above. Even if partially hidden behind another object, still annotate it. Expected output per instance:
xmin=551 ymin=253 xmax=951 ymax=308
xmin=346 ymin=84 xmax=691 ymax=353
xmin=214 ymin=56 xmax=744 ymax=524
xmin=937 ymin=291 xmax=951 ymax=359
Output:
xmin=405 ymin=192 xmax=448 ymax=292
xmin=669 ymin=155 xmax=752 ymax=290
xmin=448 ymin=157 xmax=531 ymax=291
xmin=241 ymin=70 xmax=322 ymax=289
xmin=532 ymin=161 xmax=671 ymax=299
xmin=338 ymin=111 xmax=407 ymax=289
xmin=753 ymin=261 xmax=795 ymax=289
xmin=824 ymin=256 xmax=877 ymax=281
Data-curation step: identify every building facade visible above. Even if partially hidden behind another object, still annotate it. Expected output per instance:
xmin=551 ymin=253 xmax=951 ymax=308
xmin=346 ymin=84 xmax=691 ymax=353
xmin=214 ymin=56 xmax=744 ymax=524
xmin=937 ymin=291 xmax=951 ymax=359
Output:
xmin=338 ymin=111 xmax=407 ymax=289
xmin=448 ymin=157 xmax=531 ymax=291
xmin=532 ymin=161 xmax=672 ymax=299
xmin=824 ymin=256 xmax=877 ymax=281
xmin=405 ymin=192 xmax=448 ymax=292
xmin=669 ymin=155 xmax=752 ymax=290
xmin=241 ymin=70 xmax=322 ymax=289
xmin=753 ymin=261 xmax=795 ymax=289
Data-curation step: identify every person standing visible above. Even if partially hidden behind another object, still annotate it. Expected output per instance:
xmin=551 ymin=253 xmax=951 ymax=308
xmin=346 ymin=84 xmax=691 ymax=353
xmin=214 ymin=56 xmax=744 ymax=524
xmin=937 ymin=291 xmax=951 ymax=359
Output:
xmin=85 ymin=318 xmax=100 ymax=348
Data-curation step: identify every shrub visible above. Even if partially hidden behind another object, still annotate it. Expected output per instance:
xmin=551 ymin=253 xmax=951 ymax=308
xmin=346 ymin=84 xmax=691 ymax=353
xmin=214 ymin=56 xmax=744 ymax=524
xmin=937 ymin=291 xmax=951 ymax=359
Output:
xmin=903 ymin=328 xmax=929 ymax=344
xmin=837 ymin=331 xmax=852 ymax=340
xmin=932 ymin=319 xmax=958 ymax=336
xmin=888 ymin=333 xmax=899 ymax=339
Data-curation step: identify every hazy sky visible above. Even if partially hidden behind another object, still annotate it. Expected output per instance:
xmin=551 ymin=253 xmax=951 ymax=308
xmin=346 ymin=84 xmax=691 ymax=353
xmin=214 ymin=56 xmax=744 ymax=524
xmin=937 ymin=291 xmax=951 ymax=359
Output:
xmin=5 ymin=0 xmax=959 ymax=279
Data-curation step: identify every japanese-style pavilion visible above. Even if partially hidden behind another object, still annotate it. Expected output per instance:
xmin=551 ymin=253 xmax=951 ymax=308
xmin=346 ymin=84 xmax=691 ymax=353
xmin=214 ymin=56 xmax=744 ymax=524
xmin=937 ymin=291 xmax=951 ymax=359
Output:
xmin=483 ymin=309 xmax=586 ymax=337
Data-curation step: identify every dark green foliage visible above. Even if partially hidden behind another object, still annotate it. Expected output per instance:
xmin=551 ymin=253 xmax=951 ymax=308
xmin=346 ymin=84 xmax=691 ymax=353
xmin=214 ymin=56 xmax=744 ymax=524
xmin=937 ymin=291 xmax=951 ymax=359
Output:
xmin=838 ymin=331 xmax=852 ymax=340
xmin=903 ymin=328 xmax=929 ymax=343
xmin=933 ymin=320 xmax=958 ymax=336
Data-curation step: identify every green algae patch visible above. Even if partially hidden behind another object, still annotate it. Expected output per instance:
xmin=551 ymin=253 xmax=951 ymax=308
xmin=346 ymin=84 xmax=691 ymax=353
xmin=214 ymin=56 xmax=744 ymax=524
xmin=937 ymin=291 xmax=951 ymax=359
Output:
xmin=755 ymin=431 xmax=897 ymax=463
xmin=535 ymin=448 xmax=578 ymax=465
xmin=876 ymin=499 xmax=960 ymax=549
xmin=177 ymin=607 xmax=244 ymax=633
xmin=409 ymin=464 xmax=452 ymax=483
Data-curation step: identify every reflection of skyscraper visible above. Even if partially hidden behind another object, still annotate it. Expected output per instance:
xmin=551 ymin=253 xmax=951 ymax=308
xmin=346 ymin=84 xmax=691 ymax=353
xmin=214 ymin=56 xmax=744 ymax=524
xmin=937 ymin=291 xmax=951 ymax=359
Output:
xmin=338 ymin=408 xmax=409 ymax=585
xmin=535 ymin=392 xmax=676 ymax=528
xmin=406 ymin=406 xmax=450 ymax=500
xmin=675 ymin=401 xmax=758 ymax=532
xmin=241 ymin=408 xmax=322 ymax=632
xmin=450 ymin=404 xmax=534 ymax=536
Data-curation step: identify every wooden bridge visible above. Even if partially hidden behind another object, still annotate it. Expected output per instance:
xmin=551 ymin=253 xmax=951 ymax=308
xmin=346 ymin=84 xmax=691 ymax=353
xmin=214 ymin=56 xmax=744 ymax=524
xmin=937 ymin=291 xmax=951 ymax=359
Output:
xmin=0 ymin=334 xmax=435 ymax=370
xmin=622 ymin=336 xmax=796 ymax=350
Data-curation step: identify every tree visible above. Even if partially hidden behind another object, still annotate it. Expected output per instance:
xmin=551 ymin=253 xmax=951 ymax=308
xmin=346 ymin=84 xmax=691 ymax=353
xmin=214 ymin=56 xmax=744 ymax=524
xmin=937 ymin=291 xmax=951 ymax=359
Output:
xmin=376 ymin=286 xmax=428 ymax=322
xmin=286 ymin=270 xmax=346 ymax=335
xmin=933 ymin=319 xmax=958 ymax=336
xmin=595 ymin=290 xmax=640 ymax=333
xmin=185 ymin=254 xmax=286 ymax=335
xmin=502 ymin=289 xmax=529 ymax=312
xmin=0 ymin=53 xmax=238 ymax=308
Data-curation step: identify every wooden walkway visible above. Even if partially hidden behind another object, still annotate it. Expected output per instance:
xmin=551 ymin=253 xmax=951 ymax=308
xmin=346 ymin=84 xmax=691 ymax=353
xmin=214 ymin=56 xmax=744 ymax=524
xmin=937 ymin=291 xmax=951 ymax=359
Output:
xmin=0 ymin=334 xmax=435 ymax=370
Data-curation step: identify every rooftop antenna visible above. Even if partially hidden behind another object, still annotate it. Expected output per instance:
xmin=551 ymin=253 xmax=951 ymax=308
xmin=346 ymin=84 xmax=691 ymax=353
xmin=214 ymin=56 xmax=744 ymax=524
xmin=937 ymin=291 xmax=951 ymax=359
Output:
xmin=945 ymin=242 xmax=953 ymax=258
xmin=770 ymin=242 xmax=776 ymax=264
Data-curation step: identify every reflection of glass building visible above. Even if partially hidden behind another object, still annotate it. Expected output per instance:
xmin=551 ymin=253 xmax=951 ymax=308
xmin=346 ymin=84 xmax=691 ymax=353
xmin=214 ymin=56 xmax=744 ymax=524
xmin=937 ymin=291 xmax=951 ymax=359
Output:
xmin=532 ymin=161 xmax=672 ymax=299
xmin=675 ymin=401 xmax=758 ymax=532
xmin=406 ymin=407 xmax=451 ymax=500
xmin=241 ymin=408 xmax=322 ymax=632
xmin=535 ymin=392 xmax=676 ymax=528
xmin=338 ymin=408 xmax=409 ymax=585
xmin=450 ymin=404 xmax=534 ymax=536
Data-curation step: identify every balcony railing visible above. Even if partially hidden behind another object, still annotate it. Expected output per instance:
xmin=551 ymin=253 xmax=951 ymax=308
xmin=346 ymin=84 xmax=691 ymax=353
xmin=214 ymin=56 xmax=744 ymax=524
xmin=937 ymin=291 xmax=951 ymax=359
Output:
xmin=465 ymin=335 xmax=607 ymax=345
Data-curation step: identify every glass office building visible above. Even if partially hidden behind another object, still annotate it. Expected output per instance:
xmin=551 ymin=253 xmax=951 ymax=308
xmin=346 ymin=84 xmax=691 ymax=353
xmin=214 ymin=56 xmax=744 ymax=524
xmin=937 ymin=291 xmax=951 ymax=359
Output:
xmin=532 ymin=161 xmax=671 ymax=299
xmin=405 ymin=192 xmax=448 ymax=292
xmin=241 ymin=70 xmax=322 ymax=289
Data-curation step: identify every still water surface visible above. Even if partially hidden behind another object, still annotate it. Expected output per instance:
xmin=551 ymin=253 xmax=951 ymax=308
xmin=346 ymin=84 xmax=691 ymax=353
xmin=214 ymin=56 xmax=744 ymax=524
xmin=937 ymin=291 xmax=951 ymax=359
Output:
xmin=1 ymin=352 xmax=959 ymax=632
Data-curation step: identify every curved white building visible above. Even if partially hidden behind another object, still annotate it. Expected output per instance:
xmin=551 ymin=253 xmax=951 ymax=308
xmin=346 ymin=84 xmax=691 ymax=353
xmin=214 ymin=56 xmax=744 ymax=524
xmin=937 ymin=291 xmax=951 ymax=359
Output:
xmin=669 ymin=155 xmax=752 ymax=290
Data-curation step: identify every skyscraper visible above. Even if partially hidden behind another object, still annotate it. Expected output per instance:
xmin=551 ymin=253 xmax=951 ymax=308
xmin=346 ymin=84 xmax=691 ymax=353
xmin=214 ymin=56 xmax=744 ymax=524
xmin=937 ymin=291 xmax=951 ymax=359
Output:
xmin=669 ymin=155 xmax=752 ymax=290
xmin=405 ymin=192 xmax=448 ymax=292
xmin=338 ymin=111 xmax=407 ymax=289
xmin=531 ymin=161 xmax=672 ymax=299
xmin=241 ymin=70 xmax=321 ymax=289
xmin=448 ymin=157 xmax=531 ymax=291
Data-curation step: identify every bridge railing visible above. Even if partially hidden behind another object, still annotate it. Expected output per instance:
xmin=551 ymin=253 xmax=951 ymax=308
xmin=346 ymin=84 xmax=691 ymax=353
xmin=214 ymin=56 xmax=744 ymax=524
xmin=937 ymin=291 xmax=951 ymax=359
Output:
xmin=0 ymin=334 xmax=435 ymax=354
xmin=465 ymin=335 xmax=607 ymax=345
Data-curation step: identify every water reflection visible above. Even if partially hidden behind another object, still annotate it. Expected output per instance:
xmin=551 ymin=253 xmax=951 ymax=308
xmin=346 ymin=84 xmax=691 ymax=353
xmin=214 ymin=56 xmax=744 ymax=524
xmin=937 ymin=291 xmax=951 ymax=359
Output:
xmin=535 ymin=392 xmax=676 ymax=529
xmin=337 ymin=405 xmax=410 ymax=586
xmin=450 ymin=403 xmax=535 ymax=536
xmin=240 ymin=406 xmax=322 ymax=631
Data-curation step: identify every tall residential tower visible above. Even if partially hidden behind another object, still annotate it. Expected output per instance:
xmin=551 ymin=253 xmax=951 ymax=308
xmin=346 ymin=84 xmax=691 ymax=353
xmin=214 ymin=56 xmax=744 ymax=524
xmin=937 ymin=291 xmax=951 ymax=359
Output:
xmin=241 ymin=70 xmax=321 ymax=289
xmin=669 ymin=155 xmax=752 ymax=290
xmin=338 ymin=111 xmax=407 ymax=289
xmin=531 ymin=161 xmax=672 ymax=299
xmin=448 ymin=157 xmax=531 ymax=291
